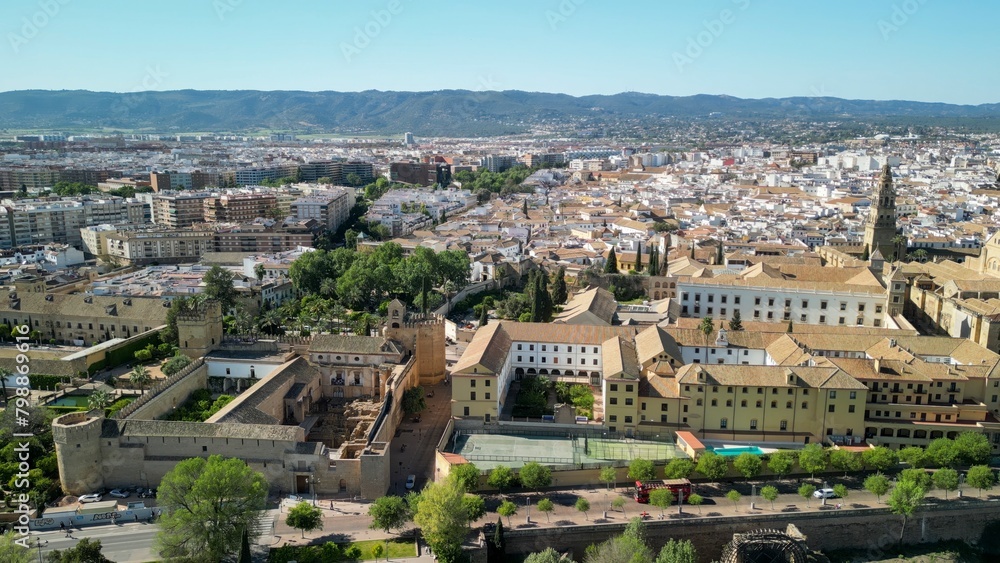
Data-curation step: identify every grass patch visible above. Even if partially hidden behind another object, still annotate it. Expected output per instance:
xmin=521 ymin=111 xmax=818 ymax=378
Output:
xmin=268 ymin=538 xmax=416 ymax=562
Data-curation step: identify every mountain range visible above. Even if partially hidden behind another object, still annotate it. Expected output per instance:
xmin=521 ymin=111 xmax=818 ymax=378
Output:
xmin=1 ymin=89 xmax=998 ymax=137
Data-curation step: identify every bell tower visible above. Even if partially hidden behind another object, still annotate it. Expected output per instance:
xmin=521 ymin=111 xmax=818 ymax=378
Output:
xmin=863 ymin=164 xmax=898 ymax=260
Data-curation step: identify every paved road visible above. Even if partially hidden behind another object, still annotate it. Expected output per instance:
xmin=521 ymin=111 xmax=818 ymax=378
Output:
xmin=33 ymin=522 xmax=159 ymax=563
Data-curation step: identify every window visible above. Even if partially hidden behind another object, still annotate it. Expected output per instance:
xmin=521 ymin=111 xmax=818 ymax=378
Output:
xmin=780 ymin=420 xmax=787 ymax=430
xmin=471 ymin=392 xmax=476 ymax=400
xmin=610 ymin=398 xmax=618 ymax=405
xmin=541 ymin=345 xmax=547 ymax=351
xmin=727 ymin=386 xmax=733 ymax=393
xmin=471 ymin=380 xmax=476 ymax=388
xmin=828 ymin=404 xmax=836 ymax=413
xmin=857 ymin=318 xmax=864 ymax=325
xmin=708 ymin=295 xmax=714 ymax=303
xmin=803 ymin=389 xmax=808 ymax=395
xmin=750 ymin=419 xmax=758 ymax=430
xmin=726 ymin=400 xmax=732 ymax=407
xmin=741 ymin=400 xmax=747 ymax=407
xmin=757 ymin=387 xmax=763 ymax=394
xmin=734 ymin=296 xmax=741 ymax=304
xmin=771 ymin=401 xmax=777 ymax=408
xmin=593 ymin=359 xmax=598 ymax=365
xmin=821 ymin=301 xmax=828 ymax=309
xmin=720 ymin=418 xmax=728 ymax=429
xmin=626 ymin=385 xmax=634 ymax=392
xmin=802 ymin=402 xmax=808 ymax=409
xmin=517 ymin=356 xmax=522 ymax=362
xmin=721 ymin=295 xmax=728 ymax=303
xmin=485 ymin=380 xmax=490 ymax=387
xmin=802 ymin=300 xmax=809 ymax=308
xmin=849 ymin=391 xmax=856 ymax=399
xmin=876 ymin=305 xmax=883 ymax=313
xmin=711 ymin=399 xmax=717 ymax=406
xmin=840 ymin=302 xmax=847 ymax=311
xmin=786 ymin=401 xmax=792 ymax=408
xmin=819 ymin=315 xmax=826 ymax=324
xmin=829 ymin=390 xmax=837 ymax=399
xmin=767 ymin=312 xmax=774 ymax=320
xmin=768 ymin=298 xmax=775 ymax=306
xmin=754 ymin=297 xmax=761 ymax=305
xmin=742 ymin=387 xmax=748 ymax=393
xmin=610 ymin=384 xmax=618 ymax=392
xmin=848 ymin=405 xmax=855 ymax=413
xmin=625 ymin=398 xmax=633 ymax=406
xmin=661 ymin=415 xmax=668 ymax=423
xmin=610 ymin=415 xmax=618 ymax=422
xmin=593 ymin=347 xmax=598 ymax=353
xmin=683 ymin=405 xmax=688 ymax=412
xmin=784 ymin=299 xmax=791 ymax=307
xmin=713 ymin=386 xmax=718 ymax=393
xmin=839 ymin=317 xmax=846 ymax=325
xmin=553 ymin=346 xmax=559 ymax=352
xmin=567 ymin=346 xmax=573 ymax=353
xmin=661 ymin=404 xmax=668 ymax=411
xmin=858 ymin=304 xmax=865 ymax=312
xmin=624 ymin=416 xmax=633 ymax=423
xmin=695 ymin=293 xmax=701 ymax=301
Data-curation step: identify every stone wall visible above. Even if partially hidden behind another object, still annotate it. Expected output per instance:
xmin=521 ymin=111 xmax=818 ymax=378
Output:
xmin=501 ymin=501 xmax=1000 ymax=563
xmin=123 ymin=360 xmax=209 ymax=420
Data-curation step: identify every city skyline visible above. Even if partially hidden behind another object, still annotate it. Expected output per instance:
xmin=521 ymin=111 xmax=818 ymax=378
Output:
xmin=1 ymin=0 xmax=998 ymax=105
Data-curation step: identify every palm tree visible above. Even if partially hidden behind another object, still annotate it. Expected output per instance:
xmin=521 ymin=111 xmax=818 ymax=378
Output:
xmin=254 ymin=263 xmax=266 ymax=283
xmin=911 ymin=249 xmax=928 ymax=263
xmin=891 ymin=234 xmax=907 ymax=261
xmin=130 ymin=365 xmax=150 ymax=395
xmin=88 ymin=389 xmax=112 ymax=411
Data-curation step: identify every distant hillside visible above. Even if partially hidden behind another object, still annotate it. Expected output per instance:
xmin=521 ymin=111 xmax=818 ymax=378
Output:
xmin=1 ymin=89 xmax=998 ymax=137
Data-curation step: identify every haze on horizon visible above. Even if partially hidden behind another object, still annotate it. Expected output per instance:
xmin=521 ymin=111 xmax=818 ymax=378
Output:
xmin=1 ymin=0 xmax=997 ymax=105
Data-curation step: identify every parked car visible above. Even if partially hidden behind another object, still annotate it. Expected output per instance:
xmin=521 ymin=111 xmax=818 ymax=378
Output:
xmin=109 ymin=489 xmax=129 ymax=499
xmin=813 ymin=488 xmax=837 ymax=499
xmin=79 ymin=493 xmax=103 ymax=503
xmin=405 ymin=475 xmax=416 ymax=490
xmin=139 ymin=488 xmax=157 ymax=498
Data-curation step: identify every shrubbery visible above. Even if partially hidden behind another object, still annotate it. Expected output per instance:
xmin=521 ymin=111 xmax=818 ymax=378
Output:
xmin=164 ymin=390 xmax=234 ymax=422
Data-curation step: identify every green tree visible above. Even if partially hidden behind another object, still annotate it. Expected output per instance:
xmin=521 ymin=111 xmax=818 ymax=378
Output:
xmin=134 ymin=349 xmax=152 ymax=363
xmin=551 ymin=267 xmax=568 ymax=305
xmin=696 ymin=452 xmax=729 ymax=481
xmin=611 ymin=495 xmax=627 ymax=518
xmin=129 ymin=365 xmax=150 ymax=395
xmin=368 ymin=495 xmax=410 ymax=533
xmin=155 ymin=455 xmax=268 ymax=562
xmin=462 ymin=494 xmax=486 ymax=522
xmin=733 ymin=453 xmax=763 ymax=481
xmin=760 ymin=485 xmax=779 ymax=509
xmin=575 ymin=497 xmax=591 ymax=520
xmin=649 ymin=488 xmax=675 ymax=517
xmin=604 ymin=248 xmax=619 ymax=274
xmin=647 ymin=246 xmax=659 ymax=279
xmin=726 ymin=489 xmax=742 ymax=510
xmin=728 ymin=309 xmax=743 ymax=331
xmin=599 ymin=466 xmax=617 ymax=491
xmin=830 ymin=449 xmax=862 ymax=476
xmin=412 ymin=477 xmax=474 ymax=562
xmin=767 ymin=451 xmax=795 ymax=481
xmin=478 ymin=303 xmax=488 ymax=327
xmin=286 ymin=501 xmax=323 ymax=538
xmin=797 ymin=444 xmax=827 ymax=478
xmin=634 ymin=243 xmax=643 ymax=272
xmin=627 ymin=458 xmax=655 ymax=482
xmin=537 ymin=497 xmax=554 ymax=522
xmin=898 ymin=447 xmax=928 ymax=468
xmin=899 ymin=468 xmax=932 ymax=490
xmin=798 ymin=483 xmax=816 ymax=507
xmin=786 ymin=320 xmax=794 ymax=333
xmin=664 ymin=458 xmax=695 ymax=480
xmin=687 ymin=493 xmax=703 ymax=514
xmin=954 ymin=432 xmax=992 ymax=466
xmin=87 ymin=389 xmax=112 ymax=411
xmin=525 ymin=548 xmax=564 ymax=563
xmin=698 ymin=316 xmax=715 ymax=337
xmin=584 ymin=518 xmax=651 ymax=562
xmin=44 ymin=537 xmax=112 ymax=562
xmin=450 ymin=463 xmax=480 ymax=492
xmin=926 ymin=438 xmax=957 ymax=468
xmin=864 ymin=472 xmax=891 ymax=503
xmin=202 ymin=265 xmax=238 ymax=313
xmin=238 ymin=527 xmax=251 ymax=563
xmin=487 ymin=465 xmax=514 ymax=494
xmin=253 ymin=263 xmax=266 ymax=283
xmin=888 ymin=479 xmax=925 ymax=543
xmin=966 ymin=464 xmax=996 ymax=497
xmin=833 ymin=483 xmax=849 ymax=500
xmin=401 ymin=386 xmax=426 ymax=413
xmin=932 ymin=468 xmax=959 ymax=499
xmin=346 ymin=172 xmax=362 ymax=186
xmin=371 ymin=543 xmax=385 ymax=562
xmin=161 ymin=355 xmax=193 ymax=377
xmin=519 ymin=462 xmax=552 ymax=492
xmin=498 ymin=500 xmax=517 ymax=526
xmin=655 ymin=538 xmax=698 ymax=563
xmin=862 ymin=446 xmax=899 ymax=472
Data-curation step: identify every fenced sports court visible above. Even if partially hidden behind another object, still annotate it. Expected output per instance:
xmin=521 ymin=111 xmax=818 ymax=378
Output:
xmin=446 ymin=427 xmax=687 ymax=469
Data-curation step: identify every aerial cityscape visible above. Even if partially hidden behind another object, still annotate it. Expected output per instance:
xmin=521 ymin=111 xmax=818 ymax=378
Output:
xmin=2 ymin=1 xmax=1000 ymax=562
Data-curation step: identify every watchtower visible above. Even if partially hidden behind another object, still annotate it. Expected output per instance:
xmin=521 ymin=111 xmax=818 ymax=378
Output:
xmin=177 ymin=299 xmax=224 ymax=359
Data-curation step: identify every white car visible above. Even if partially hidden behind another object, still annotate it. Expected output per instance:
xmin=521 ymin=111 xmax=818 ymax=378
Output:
xmin=79 ymin=493 xmax=103 ymax=503
xmin=109 ymin=489 xmax=129 ymax=499
xmin=405 ymin=475 xmax=416 ymax=490
xmin=812 ymin=488 xmax=837 ymax=499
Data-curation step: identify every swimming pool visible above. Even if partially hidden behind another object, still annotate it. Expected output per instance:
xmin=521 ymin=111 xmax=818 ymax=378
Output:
xmin=48 ymin=395 xmax=91 ymax=407
xmin=707 ymin=445 xmax=765 ymax=457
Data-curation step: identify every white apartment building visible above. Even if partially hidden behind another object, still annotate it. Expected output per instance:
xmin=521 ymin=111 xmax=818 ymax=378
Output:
xmin=290 ymin=187 xmax=356 ymax=231
xmin=0 ymin=197 xmax=148 ymax=248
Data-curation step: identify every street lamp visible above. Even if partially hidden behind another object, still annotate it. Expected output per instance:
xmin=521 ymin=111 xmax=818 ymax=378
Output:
xmin=751 ymin=484 xmax=756 ymax=511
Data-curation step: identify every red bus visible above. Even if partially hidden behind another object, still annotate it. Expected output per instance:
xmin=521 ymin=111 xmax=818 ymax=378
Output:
xmin=634 ymin=479 xmax=692 ymax=504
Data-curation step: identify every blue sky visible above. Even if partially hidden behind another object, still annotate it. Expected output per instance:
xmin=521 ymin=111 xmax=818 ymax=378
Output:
xmin=1 ymin=0 xmax=997 ymax=104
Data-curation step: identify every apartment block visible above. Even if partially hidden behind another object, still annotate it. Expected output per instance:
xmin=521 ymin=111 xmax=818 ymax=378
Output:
xmin=0 ymin=196 xmax=147 ymax=248
xmin=105 ymin=229 xmax=214 ymax=265
xmin=289 ymin=187 xmax=356 ymax=231
xmin=203 ymin=192 xmax=278 ymax=222
xmin=151 ymin=192 xmax=213 ymax=228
